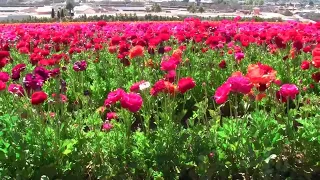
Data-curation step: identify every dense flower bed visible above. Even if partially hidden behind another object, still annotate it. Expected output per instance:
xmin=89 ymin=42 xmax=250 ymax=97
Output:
xmin=0 ymin=18 xmax=320 ymax=179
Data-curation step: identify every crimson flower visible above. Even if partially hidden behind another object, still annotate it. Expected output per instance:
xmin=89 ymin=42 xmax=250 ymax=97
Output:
xmin=31 ymin=91 xmax=48 ymax=105
xmin=178 ymin=77 xmax=196 ymax=94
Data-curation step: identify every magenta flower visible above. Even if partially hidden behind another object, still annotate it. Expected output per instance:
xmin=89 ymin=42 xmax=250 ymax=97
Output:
xmin=279 ymin=84 xmax=299 ymax=100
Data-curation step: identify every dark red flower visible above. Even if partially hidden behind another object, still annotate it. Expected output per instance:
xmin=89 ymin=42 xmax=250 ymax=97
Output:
xmin=73 ymin=60 xmax=87 ymax=71
xmin=312 ymin=72 xmax=320 ymax=83
xmin=218 ymin=60 xmax=227 ymax=69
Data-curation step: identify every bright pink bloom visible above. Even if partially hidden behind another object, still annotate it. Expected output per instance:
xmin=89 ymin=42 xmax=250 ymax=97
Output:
xmin=130 ymin=80 xmax=145 ymax=93
xmin=227 ymin=75 xmax=253 ymax=94
xmin=104 ymin=88 xmax=125 ymax=106
xmin=214 ymin=82 xmax=231 ymax=104
xmin=279 ymin=84 xmax=299 ymax=100
xmin=8 ymin=84 xmax=24 ymax=96
xmin=120 ymin=93 xmax=143 ymax=113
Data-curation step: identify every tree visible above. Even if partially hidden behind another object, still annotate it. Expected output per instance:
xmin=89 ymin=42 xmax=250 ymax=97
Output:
xmin=61 ymin=9 xmax=65 ymax=18
xmin=309 ymin=1 xmax=314 ymax=6
xmin=51 ymin=8 xmax=55 ymax=19
xmin=57 ymin=11 xmax=61 ymax=19
xmin=183 ymin=0 xmax=189 ymax=2
xmin=152 ymin=3 xmax=162 ymax=12
xmin=198 ymin=6 xmax=205 ymax=13
xmin=187 ymin=5 xmax=197 ymax=13
xmin=66 ymin=0 xmax=75 ymax=16
xmin=196 ymin=0 xmax=201 ymax=6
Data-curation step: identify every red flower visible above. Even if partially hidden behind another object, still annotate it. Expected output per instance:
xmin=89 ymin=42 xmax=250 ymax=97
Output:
xmin=0 ymin=81 xmax=6 ymax=91
xmin=106 ymin=112 xmax=118 ymax=120
xmin=160 ymin=58 xmax=179 ymax=71
xmin=108 ymin=46 xmax=117 ymax=54
xmin=279 ymin=84 xmax=299 ymax=100
xmin=120 ymin=93 xmax=143 ymax=113
xmin=178 ymin=77 xmax=196 ymax=94
xmin=129 ymin=45 xmax=144 ymax=59
xmin=150 ymin=80 xmax=177 ymax=96
xmin=0 ymin=72 xmax=9 ymax=82
xmin=31 ymin=91 xmax=48 ymax=105
xmin=300 ymin=60 xmax=310 ymax=70
xmin=0 ymin=51 xmax=10 ymax=59
xmin=214 ymin=82 xmax=231 ymax=104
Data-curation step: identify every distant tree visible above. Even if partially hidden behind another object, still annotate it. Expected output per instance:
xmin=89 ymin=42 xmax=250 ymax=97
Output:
xmin=187 ymin=5 xmax=197 ymax=13
xmin=66 ymin=0 xmax=75 ymax=16
xmin=198 ymin=6 xmax=205 ymax=13
xmin=57 ymin=11 xmax=61 ymax=19
xmin=183 ymin=0 xmax=189 ymax=2
xmin=309 ymin=1 xmax=314 ymax=6
xmin=152 ymin=3 xmax=162 ymax=12
xmin=196 ymin=0 xmax=201 ymax=6
xmin=61 ymin=9 xmax=65 ymax=18
xmin=51 ymin=8 xmax=55 ymax=19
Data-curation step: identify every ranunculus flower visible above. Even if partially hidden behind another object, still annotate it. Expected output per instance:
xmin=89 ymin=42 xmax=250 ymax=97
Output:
xmin=219 ymin=60 xmax=227 ymax=69
xmin=52 ymin=93 xmax=68 ymax=103
xmin=73 ymin=60 xmax=87 ymax=71
xmin=8 ymin=84 xmax=24 ymax=96
xmin=178 ymin=77 xmax=196 ymax=94
xmin=300 ymin=60 xmax=310 ymax=70
xmin=0 ymin=81 xmax=6 ymax=91
xmin=165 ymin=70 xmax=176 ymax=82
xmin=11 ymin=64 xmax=26 ymax=80
xmin=227 ymin=75 xmax=253 ymax=94
xmin=31 ymin=91 xmax=48 ymax=105
xmin=279 ymin=84 xmax=299 ymax=101
xmin=106 ymin=112 xmax=118 ymax=120
xmin=0 ymin=72 xmax=9 ymax=82
xmin=0 ymin=51 xmax=10 ymax=59
xmin=130 ymin=80 xmax=145 ymax=93
xmin=102 ymin=122 xmax=113 ymax=131
xmin=235 ymin=52 xmax=244 ymax=62
xmin=120 ymin=92 xmax=143 ymax=113
xmin=164 ymin=46 xmax=172 ymax=52
xmin=129 ymin=45 xmax=144 ymax=59
xmin=312 ymin=72 xmax=320 ymax=83
xmin=150 ymin=80 xmax=177 ymax=96
xmin=160 ymin=59 xmax=178 ymax=71
xmin=108 ymin=46 xmax=117 ymax=54
xmin=104 ymin=88 xmax=125 ymax=106
xmin=213 ymin=82 xmax=231 ymax=104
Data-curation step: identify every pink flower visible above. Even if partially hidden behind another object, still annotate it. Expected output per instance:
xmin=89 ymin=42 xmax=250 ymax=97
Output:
xmin=102 ymin=122 xmax=114 ymax=131
xmin=160 ymin=59 xmax=178 ymax=71
xmin=213 ymin=82 xmax=231 ymax=104
xmin=8 ymin=84 xmax=24 ymax=96
xmin=120 ymin=92 xmax=143 ymax=113
xmin=106 ymin=112 xmax=118 ymax=120
xmin=279 ymin=84 xmax=299 ymax=100
xmin=104 ymin=88 xmax=125 ymax=106
xmin=177 ymin=77 xmax=196 ymax=94
xmin=227 ymin=75 xmax=253 ymax=94
xmin=235 ymin=52 xmax=245 ymax=62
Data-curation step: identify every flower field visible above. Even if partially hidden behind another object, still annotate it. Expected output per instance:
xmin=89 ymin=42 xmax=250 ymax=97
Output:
xmin=1 ymin=18 xmax=320 ymax=179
